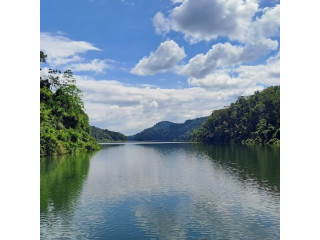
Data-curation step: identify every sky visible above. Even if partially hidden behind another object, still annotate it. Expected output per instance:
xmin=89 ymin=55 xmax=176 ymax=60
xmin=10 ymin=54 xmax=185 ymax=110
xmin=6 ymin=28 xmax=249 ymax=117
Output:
xmin=40 ymin=0 xmax=280 ymax=135
xmin=4 ymin=1 xmax=320 ymax=238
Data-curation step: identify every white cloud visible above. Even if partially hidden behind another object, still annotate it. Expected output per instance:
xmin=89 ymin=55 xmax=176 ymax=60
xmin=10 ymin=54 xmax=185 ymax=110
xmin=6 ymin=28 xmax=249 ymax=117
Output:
xmin=188 ymin=53 xmax=280 ymax=89
xmin=247 ymin=5 xmax=280 ymax=42
xmin=179 ymin=41 xmax=278 ymax=79
xmin=130 ymin=40 xmax=186 ymax=76
xmin=153 ymin=12 xmax=171 ymax=36
xmin=236 ymin=52 xmax=280 ymax=86
xmin=76 ymin=76 xmax=262 ymax=135
xmin=149 ymin=101 xmax=159 ymax=108
xmin=171 ymin=0 xmax=185 ymax=3
xmin=188 ymin=72 xmax=253 ymax=90
xmin=40 ymin=32 xmax=100 ymax=66
xmin=68 ymin=59 xmax=112 ymax=73
xmin=179 ymin=43 xmax=243 ymax=78
xmin=150 ymin=2 xmax=280 ymax=80
xmin=154 ymin=0 xmax=259 ymax=43
xmin=153 ymin=0 xmax=279 ymax=45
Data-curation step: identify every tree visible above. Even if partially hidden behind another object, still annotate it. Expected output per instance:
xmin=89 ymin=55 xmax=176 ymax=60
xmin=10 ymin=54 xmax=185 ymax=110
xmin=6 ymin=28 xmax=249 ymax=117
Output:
xmin=40 ymin=51 xmax=47 ymax=63
xmin=192 ymin=86 xmax=280 ymax=145
xmin=40 ymin=51 xmax=100 ymax=156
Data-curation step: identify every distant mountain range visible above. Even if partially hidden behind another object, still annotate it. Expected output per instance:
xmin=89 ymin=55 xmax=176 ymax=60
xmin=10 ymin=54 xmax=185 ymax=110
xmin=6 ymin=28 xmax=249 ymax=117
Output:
xmin=127 ymin=117 xmax=208 ymax=142
xmin=91 ymin=87 xmax=279 ymax=145
xmin=91 ymin=126 xmax=127 ymax=143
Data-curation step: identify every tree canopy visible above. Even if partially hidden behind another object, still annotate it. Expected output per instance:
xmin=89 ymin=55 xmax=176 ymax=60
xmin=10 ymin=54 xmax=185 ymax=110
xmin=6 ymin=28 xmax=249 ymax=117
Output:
xmin=192 ymin=86 xmax=280 ymax=145
xmin=90 ymin=126 xmax=127 ymax=143
xmin=40 ymin=52 xmax=101 ymax=156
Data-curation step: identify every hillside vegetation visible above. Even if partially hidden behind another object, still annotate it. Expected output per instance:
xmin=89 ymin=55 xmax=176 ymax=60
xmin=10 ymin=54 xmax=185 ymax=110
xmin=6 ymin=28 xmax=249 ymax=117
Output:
xmin=91 ymin=126 xmax=127 ymax=142
xmin=192 ymin=86 xmax=280 ymax=144
xmin=128 ymin=117 xmax=208 ymax=141
xmin=40 ymin=52 xmax=101 ymax=156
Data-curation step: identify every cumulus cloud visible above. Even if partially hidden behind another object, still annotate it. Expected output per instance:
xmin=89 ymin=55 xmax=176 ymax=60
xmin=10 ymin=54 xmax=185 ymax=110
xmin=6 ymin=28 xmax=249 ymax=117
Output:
xmin=188 ymin=53 xmax=280 ymax=89
xmin=76 ymin=76 xmax=262 ymax=135
xmin=248 ymin=5 xmax=280 ymax=44
xmin=68 ymin=59 xmax=113 ymax=73
xmin=40 ymin=32 xmax=100 ymax=66
xmin=236 ymin=52 xmax=280 ymax=86
xmin=152 ymin=0 xmax=280 ymax=67
xmin=150 ymin=2 xmax=280 ymax=80
xmin=134 ymin=1 xmax=279 ymax=81
xmin=188 ymin=73 xmax=252 ymax=90
xmin=179 ymin=41 xmax=278 ymax=79
xmin=153 ymin=12 xmax=172 ymax=36
xmin=154 ymin=0 xmax=259 ymax=43
xmin=153 ymin=0 xmax=279 ymax=45
xmin=130 ymin=40 xmax=186 ymax=76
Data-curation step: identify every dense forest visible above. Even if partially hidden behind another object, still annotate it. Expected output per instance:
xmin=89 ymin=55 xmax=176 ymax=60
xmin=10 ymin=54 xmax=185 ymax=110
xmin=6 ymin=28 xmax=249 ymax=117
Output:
xmin=91 ymin=126 xmax=127 ymax=142
xmin=128 ymin=117 xmax=208 ymax=141
xmin=40 ymin=51 xmax=101 ymax=156
xmin=192 ymin=86 xmax=280 ymax=144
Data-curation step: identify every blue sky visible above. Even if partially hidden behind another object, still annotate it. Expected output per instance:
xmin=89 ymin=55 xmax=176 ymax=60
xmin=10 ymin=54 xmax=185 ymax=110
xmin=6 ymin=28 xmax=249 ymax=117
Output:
xmin=40 ymin=0 xmax=280 ymax=135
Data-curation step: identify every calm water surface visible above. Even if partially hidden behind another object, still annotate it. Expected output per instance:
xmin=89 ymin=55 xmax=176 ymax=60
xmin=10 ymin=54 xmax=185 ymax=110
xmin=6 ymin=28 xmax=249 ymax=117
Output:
xmin=40 ymin=143 xmax=280 ymax=240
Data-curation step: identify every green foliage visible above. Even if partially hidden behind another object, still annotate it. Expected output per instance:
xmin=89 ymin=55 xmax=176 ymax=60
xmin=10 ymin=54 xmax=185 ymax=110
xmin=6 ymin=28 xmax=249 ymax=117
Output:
xmin=191 ymin=143 xmax=280 ymax=190
xmin=40 ymin=51 xmax=47 ymax=63
xmin=91 ymin=126 xmax=127 ymax=142
xmin=128 ymin=117 xmax=208 ymax=141
xmin=40 ymin=52 xmax=101 ymax=156
xmin=40 ymin=152 xmax=95 ymax=212
xmin=192 ymin=86 xmax=280 ymax=145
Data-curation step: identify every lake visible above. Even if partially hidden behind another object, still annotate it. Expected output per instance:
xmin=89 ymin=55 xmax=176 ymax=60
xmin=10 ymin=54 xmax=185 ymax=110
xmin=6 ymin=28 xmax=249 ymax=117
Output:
xmin=40 ymin=143 xmax=280 ymax=240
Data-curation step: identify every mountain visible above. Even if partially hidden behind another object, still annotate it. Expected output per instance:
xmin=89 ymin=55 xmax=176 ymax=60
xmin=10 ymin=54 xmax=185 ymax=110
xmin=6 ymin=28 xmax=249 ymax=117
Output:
xmin=91 ymin=126 xmax=127 ymax=142
xmin=127 ymin=117 xmax=208 ymax=141
xmin=192 ymin=86 xmax=280 ymax=145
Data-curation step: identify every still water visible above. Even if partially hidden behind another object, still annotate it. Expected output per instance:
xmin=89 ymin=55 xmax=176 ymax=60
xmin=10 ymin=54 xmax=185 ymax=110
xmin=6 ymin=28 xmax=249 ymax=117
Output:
xmin=40 ymin=143 xmax=280 ymax=240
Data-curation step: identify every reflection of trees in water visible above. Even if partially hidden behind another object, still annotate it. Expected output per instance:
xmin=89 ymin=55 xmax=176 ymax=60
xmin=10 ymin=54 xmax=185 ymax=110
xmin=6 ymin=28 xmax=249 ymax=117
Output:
xmin=40 ymin=151 xmax=97 ymax=239
xmin=191 ymin=143 xmax=280 ymax=191
xmin=132 ymin=143 xmax=279 ymax=239
xmin=100 ymin=144 xmax=124 ymax=150
xmin=40 ymin=144 xmax=279 ymax=239
xmin=139 ymin=143 xmax=280 ymax=192
xmin=40 ymin=151 xmax=96 ymax=213
xmin=136 ymin=143 xmax=194 ymax=156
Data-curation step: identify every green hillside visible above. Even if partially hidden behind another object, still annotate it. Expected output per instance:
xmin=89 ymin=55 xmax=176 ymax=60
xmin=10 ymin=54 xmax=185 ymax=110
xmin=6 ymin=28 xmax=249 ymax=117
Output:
xmin=128 ymin=117 xmax=208 ymax=141
xmin=91 ymin=126 xmax=127 ymax=142
xmin=40 ymin=51 xmax=101 ymax=156
xmin=192 ymin=86 xmax=280 ymax=144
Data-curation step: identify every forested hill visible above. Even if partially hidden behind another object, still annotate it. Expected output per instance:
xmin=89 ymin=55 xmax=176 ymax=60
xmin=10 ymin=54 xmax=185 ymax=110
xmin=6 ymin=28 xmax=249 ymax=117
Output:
xmin=192 ymin=86 xmax=280 ymax=144
xmin=128 ymin=117 xmax=208 ymax=141
xmin=40 ymin=51 xmax=101 ymax=156
xmin=91 ymin=126 xmax=127 ymax=142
